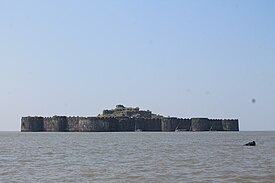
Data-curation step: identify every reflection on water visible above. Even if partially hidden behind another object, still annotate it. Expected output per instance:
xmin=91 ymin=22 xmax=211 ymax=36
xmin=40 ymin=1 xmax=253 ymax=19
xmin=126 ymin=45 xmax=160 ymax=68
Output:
xmin=0 ymin=132 xmax=275 ymax=183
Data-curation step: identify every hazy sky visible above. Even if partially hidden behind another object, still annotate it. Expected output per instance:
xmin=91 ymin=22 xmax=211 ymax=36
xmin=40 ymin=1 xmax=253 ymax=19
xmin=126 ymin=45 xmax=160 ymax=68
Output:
xmin=0 ymin=0 xmax=274 ymax=131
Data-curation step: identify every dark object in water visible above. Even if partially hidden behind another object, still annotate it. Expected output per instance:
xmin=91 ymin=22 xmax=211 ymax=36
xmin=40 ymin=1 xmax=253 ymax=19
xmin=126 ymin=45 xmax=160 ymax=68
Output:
xmin=244 ymin=141 xmax=256 ymax=146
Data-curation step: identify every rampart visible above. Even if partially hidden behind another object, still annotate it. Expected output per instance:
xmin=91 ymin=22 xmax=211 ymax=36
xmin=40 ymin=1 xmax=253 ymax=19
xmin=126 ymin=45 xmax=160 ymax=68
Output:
xmin=21 ymin=116 xmax=239 ymax=132
xmin=21 ymin=117 xmax=44 ymax=132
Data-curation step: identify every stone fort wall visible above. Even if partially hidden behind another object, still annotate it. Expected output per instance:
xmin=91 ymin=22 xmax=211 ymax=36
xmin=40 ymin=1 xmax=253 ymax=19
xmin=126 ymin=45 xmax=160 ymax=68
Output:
xmin=21 ymin=116 xmax=239 ymax=132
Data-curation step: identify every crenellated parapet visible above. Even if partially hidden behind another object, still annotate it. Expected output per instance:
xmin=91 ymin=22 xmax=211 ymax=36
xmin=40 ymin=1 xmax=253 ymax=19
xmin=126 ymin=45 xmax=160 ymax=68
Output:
xmin=44 ymin=116 xmax=67 ymax=132
xmin=21 ymin=116 xmax=44 ymax=132
xmin=161 ymin=117 xmax=182 ymax=131
xmin=21 ymin=105 xmax=239 ymax=132
xmin=134 ymin=118 xmax=161 ymax=131
xmin=66 ymin=116 xmax=82 ymax=132
xmin=209 ymin=119 xmax=223 ymax=131
xmin=21 ymin=116 xmax=239 ymax=132
xmin=222 ymin=119 xmax=239 ymax=131
xmin=79 ymin=117 xmax=118 ymax=132
xmin=191 ymin=118 xmax=210 ymax=131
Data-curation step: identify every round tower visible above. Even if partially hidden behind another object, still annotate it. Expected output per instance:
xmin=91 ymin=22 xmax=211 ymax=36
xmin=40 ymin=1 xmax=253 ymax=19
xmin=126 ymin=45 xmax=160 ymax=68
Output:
xmin=222 ymin=119 xmax=239 ymax=131
xmin=191 ymin=118 xmax=210 ymax=131
xmin=43 ymin=116 xmax=67 ymax=132
xmin=161 ymin=118 xmax=179 ymax=131
xmin=79 ymin=117 xmax=111 ymax=132
xmin=21 ymin=117 xmax=44 ymax=132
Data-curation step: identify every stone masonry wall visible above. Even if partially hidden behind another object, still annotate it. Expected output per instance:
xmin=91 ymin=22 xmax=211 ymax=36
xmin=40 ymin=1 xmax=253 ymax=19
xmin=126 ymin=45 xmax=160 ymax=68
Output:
xmin=21 ymin=117 xmax=44 ymax=132
xmin=43 ymin=116 xmax=67 ymax=132
xmin=21 ymin=116 xmax=239 ymax=132
xmin=161 ymin=118 xmax=180 ymax=131
xmin=191 ymin=118 xmax=211 ymax=131
xmin=177 ymin=119 xmax=192 ymax=131
xmin=222 ymin=119 xmax=239 ymax=131
xmin=209 ymin=119 xmax=223 ymax=131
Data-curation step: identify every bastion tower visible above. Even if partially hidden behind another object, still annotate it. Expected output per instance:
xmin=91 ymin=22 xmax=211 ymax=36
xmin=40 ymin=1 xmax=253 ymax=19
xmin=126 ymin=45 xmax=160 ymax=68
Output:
xmin=21 ymin=105 xmax=239 ymax=132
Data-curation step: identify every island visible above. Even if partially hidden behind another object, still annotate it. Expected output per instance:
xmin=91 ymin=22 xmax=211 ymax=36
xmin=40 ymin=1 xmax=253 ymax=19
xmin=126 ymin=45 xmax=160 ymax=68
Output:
xmin=21 ymin=105 xmax=239 ymax=132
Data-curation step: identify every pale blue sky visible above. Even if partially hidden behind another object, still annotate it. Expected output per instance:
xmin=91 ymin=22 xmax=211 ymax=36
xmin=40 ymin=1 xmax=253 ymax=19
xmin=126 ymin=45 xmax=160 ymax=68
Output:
xmin=0 ymin=0 xmax=274 ymax=131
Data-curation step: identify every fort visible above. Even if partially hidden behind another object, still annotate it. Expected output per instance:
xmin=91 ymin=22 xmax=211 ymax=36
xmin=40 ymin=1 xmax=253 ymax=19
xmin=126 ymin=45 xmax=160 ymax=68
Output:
xmin=21 ymin=105 xmax=239 ymax=132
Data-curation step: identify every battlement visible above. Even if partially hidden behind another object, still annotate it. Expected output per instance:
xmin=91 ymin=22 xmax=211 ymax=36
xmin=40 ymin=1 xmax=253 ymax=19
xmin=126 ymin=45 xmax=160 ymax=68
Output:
xmin=21 ymin=116 xmax=239 ymax=132
xmin=21 ymin=105 xmax=239 ymax=132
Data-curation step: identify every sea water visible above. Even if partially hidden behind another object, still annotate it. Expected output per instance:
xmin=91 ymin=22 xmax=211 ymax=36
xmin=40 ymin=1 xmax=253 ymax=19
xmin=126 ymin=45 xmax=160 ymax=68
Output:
xmin=0 ymin=132 xmax=275 ymax=183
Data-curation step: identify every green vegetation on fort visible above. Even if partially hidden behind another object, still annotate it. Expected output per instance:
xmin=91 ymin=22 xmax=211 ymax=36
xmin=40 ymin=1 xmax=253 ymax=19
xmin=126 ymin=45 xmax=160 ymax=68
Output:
xmin=97 ymin=104 xmax=164 ymax=119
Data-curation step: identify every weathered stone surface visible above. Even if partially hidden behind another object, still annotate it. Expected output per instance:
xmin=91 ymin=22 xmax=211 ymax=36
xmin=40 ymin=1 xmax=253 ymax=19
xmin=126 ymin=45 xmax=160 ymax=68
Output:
xmin=21 ymin=117 xmax=44 ymax=132
xmin=21 ymin=116 xmax=239 ymax=132
xmin=117 ymin=117 xmax=135 ymax=131
xmin=191 ymin=118 xmax=210 ymax=131
xmin=222 ymin=119 xmax=239 ymax=131
xmin=79 ymin=117 xmax=113 ymax=132
xmin=161 ymin=117 xmax=179 ymax=131
xmin=209 ymin=119 xmax=223 ymax=131
xmin=21 ymin=105 xmax=239 ymax=132
xmin=66 ymin=117 xmax=81 ymax=132
xmin=178 ymin=119 xmax=192 ymax=131
xmin=44 ymin=116 xmax=67 ymax=132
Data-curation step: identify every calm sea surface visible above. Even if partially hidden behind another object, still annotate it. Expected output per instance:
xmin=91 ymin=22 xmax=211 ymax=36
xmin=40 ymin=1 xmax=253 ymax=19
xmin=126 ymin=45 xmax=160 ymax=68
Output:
xmin=0 ymin=132 xmax=275 ymax=183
